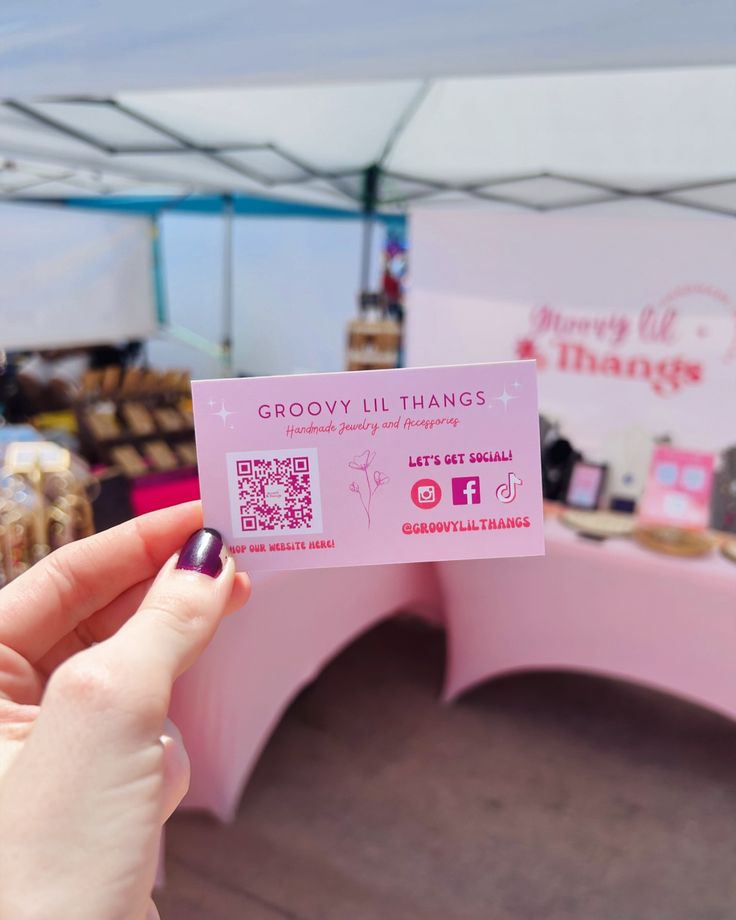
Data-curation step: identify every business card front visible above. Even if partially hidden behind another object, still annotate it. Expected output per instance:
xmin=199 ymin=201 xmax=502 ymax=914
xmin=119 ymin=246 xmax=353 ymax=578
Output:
xmin=192 ymin=361 xmax=544 ymax=571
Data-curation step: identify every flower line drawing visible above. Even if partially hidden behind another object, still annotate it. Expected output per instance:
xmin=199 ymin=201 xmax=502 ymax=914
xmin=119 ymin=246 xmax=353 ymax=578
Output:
xmin=348 ymin=449 xmax=389 ymax=528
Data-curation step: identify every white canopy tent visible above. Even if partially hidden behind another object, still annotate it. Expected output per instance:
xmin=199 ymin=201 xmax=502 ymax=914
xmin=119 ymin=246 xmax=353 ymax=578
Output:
xmin=1 ymin=0 xmax=735 ymax=97
xmin=0 ymin=0 xmax=734 ymax=212
xmin=1 ymin=1 xmax=734 ymax=374
xmin=1 ymin=67 xmax=736 ymax=215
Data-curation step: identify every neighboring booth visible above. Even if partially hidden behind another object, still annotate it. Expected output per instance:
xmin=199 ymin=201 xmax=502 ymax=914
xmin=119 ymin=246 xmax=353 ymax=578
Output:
xmin=0 ymin=194 xmax=403 ymax=544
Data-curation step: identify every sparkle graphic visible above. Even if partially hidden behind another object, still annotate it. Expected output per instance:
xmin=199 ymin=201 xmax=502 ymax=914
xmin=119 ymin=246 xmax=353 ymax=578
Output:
xmin=208 ymin=399 xmax=217 ymax=408
xmin=512 ymin=380 xmax=521 ymax=389
xmin=213 ymin=401 xmax=236 ymax=426
xmin=495 ymin=386 xmax=518 ymax=410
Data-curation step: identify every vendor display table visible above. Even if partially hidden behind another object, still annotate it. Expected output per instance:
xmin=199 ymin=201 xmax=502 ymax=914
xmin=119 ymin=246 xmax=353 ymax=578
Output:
xmin=170 ymin=562 xmax=442 ymax=822
xmin=171 ymin=517 xmax=735 ymax=822
xmin=439 ymin=519 xmax=736 ymax=715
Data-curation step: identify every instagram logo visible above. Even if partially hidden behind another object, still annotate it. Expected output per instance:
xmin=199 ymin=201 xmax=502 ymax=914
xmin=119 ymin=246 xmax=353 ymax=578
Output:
xmin=452 ymin=476 xmax=481 ymax=505
xmin=411 ymin=478 xmax=442 ymax=509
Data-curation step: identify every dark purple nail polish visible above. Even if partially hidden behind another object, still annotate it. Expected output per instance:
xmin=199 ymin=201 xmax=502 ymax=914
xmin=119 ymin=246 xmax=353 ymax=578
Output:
xmin=176 ymin=528 xmax=225 ymax=578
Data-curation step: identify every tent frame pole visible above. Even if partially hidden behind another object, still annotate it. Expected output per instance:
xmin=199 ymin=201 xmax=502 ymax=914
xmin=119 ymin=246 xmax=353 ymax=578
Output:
xmin=360 ymin=164 xmax=380 ymax=294
xmin=222 ymin=194 xmax=235 ymax=376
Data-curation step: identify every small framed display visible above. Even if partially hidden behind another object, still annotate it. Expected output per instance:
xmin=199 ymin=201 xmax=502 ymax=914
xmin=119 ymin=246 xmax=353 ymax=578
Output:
xmin=564 ymin=461 xmax=608 ymax=510
xmin=639 ymin=446 xmax=715 ymax=531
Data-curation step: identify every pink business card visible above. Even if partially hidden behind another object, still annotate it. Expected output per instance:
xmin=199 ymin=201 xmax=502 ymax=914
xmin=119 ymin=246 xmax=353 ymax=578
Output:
xmin=192 ymin=361 xmax=545 ymax=571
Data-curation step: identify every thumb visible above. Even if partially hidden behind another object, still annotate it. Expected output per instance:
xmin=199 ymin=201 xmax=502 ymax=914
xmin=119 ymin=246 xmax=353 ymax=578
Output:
xmin=0 ymin=530 xmax=250 ymax=920
xmin=89 ymin=526 xmax=250 ymax=737
xmin=22 ymin=526 xmax=249 ymax=768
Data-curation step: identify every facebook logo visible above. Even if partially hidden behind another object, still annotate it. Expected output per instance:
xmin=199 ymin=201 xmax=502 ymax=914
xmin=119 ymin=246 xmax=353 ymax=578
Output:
xmin=452 ymin=476 xmax=481 ymax=505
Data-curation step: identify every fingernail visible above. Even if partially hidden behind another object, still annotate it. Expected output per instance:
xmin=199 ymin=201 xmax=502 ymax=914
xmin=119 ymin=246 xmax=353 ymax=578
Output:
xmin=176 ymin=528 xmax=226 ymax=578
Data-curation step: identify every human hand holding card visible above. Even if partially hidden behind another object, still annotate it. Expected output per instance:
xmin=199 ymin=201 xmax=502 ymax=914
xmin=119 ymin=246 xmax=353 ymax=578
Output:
xmin=192 ymin=361 xmax=544 ymax=571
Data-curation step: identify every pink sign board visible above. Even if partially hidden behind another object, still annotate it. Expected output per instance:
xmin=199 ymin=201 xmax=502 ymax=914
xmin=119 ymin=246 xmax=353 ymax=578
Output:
xmin=192 ymin=361 xmax=544 ymax=571
xmin=408 ymin=210 xmax=736 ymax=455
xmin=638 ymin=445 xmax=715 ymax=530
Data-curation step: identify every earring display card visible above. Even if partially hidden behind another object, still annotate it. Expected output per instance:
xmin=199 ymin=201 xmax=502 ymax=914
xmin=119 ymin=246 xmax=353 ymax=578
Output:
xmin=638 ymin=445 xmax=715 ymax=531
xmin=565 ymin=461 xmax=607 ymax=510
xmin=192 ymin=361 xmax=545 ymax=572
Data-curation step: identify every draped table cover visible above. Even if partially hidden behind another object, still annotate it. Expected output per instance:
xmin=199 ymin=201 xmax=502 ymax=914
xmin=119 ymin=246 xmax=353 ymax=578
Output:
xmin=439 ymin=519 xmax=736 ymax=715
xmin=171 ymin=562 xmax=443 ymax=822
xmin=171 ymin=519 xmax=735 ymax=822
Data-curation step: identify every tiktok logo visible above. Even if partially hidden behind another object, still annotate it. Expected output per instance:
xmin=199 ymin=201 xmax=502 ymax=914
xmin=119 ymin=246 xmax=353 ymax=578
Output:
xmin=496 ymin=472 xmax=523 ymax=504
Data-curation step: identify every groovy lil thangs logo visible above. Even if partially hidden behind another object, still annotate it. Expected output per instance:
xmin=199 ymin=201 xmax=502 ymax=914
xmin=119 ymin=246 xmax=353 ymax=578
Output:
xmin=515 ymin=283 xmax=736 ymax=397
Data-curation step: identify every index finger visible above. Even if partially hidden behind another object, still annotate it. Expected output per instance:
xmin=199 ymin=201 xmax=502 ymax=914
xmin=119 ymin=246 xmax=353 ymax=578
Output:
xmin=0 ymin=501 xmax=203 ymax=662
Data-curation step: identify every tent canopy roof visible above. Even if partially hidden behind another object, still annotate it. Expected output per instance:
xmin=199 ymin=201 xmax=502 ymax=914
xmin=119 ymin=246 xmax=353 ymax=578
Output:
xmin=1 ymin=0 xmax=735 ymax=214
xmin=2 ymin=67 xmax=736 ymax=214
xmin=2 ymin=0 xmax=735 ymax=97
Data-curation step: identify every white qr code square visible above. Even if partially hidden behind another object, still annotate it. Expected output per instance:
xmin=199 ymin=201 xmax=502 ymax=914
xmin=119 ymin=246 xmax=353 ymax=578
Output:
xmin=226 ymin=448 xmax=323 ymax=537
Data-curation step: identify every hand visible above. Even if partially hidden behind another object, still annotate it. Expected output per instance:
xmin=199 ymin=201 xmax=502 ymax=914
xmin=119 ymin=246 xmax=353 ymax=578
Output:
xmin=0 ymin=502 xmax=250 ymax=920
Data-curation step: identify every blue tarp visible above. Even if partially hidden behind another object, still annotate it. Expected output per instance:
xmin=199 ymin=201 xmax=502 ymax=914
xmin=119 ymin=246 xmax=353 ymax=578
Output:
xmin=59 ymin=193 xmax=406 ymax=232
xmin=46 ymin=193 xmax=406 ymax=328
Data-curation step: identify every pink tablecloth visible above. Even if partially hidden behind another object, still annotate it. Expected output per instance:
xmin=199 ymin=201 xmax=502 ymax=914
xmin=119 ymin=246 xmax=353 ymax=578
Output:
xmin=171 ymin=520 xmax=735 ymax=822
xmin=439 ymin=520 xmax=736 ymax=717
xmin=170 ymin=562 xmax=442 ymax=822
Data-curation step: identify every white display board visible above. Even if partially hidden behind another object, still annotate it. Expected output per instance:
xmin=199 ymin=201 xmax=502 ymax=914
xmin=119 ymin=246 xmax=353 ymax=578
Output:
xmin=148 ymin=214 xmax=380 ymax=380
xmin=231 ymin=218 xmax=371 ymax=377
xmin=0 ymin=204 xmax=156 ymax=350
xmin=407 ymin=208 xmax=736 ymax=453
xmin=147 ymin=212 xmax=228 ymax=381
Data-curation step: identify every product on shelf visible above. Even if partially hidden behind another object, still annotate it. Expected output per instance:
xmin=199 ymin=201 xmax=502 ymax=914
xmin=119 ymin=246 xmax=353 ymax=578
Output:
xmin=101 ymin=366 xmax=122 ymax=396
xmin=346 ymin=317 xmax=401 ymax=371
xmin=711 ymin=445 xmax=736 ymax=534
xmin=120 ymin=367 xmax=145 ymax=395
xmin=85 ymin=403 xmax=122 ymax=441
xmin=75 ymin=366 xmax=195 ymax=478
xmin=633 ymin=525 xmax=714 ymax=558
xmin=143 ymin=440 xmax=179 ymax=472
xmin=153 ymin=407 xmax=185 ymax=433
xmin=175 ymin=442 xmax=198 ymax=467
xmin=121 ymin=402 xmax=157 ymax=436
xmin=564 ymin=461 xmax=608 ymax=510
xmin=110 ymin=445 xmax=148 ymax=478
xmin=0 ymin=441 xmax=96 ymax=584
xmin=559 ymin=508 xmax=636 ymax=540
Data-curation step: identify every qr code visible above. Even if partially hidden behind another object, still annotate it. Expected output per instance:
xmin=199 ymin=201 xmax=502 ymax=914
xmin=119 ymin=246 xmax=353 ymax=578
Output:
xmin=226 ymin=448 xmax=322 ymax=536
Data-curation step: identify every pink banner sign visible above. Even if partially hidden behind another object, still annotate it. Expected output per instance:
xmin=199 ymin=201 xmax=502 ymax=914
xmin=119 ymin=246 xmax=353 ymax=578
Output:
xmin=408 ymin=210 xmax=736 ymax=454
